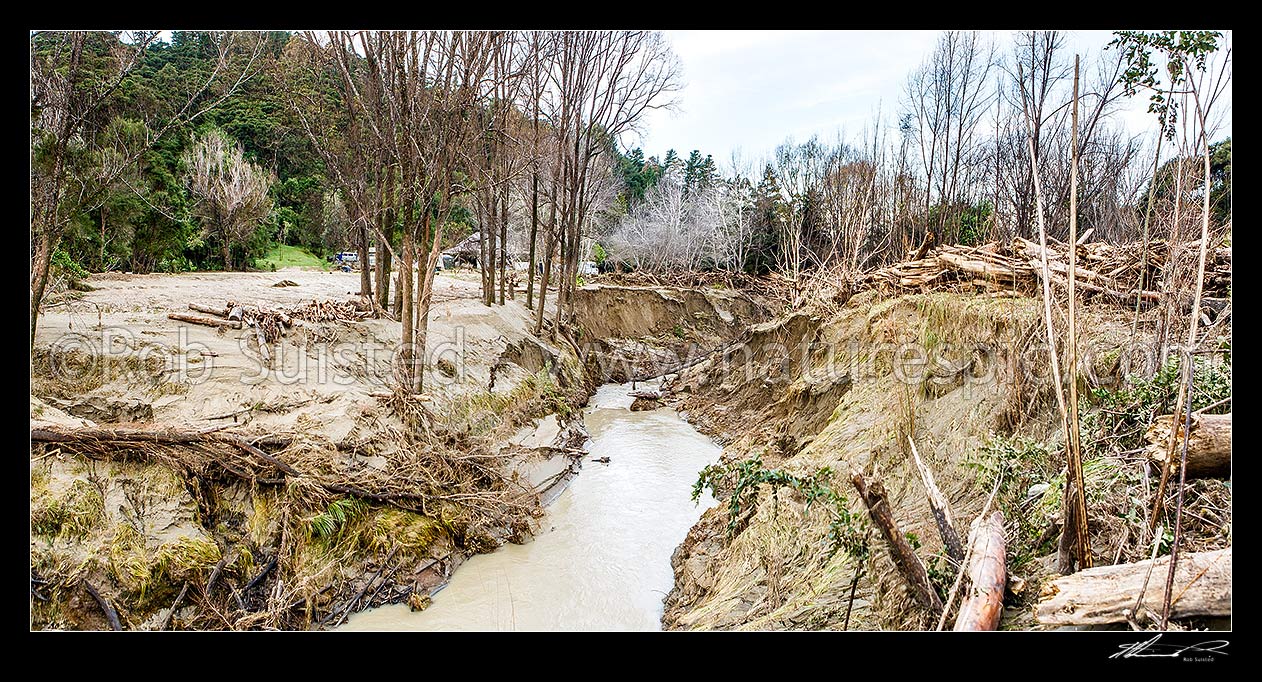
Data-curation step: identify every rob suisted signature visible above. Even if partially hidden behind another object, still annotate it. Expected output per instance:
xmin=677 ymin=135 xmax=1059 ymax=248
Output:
xmin=1111 ymin=634 xmax=1229 ymax=660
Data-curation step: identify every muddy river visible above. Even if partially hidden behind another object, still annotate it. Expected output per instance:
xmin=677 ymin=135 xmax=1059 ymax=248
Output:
xmin=338 ymin=381 xmax=721 ymax=631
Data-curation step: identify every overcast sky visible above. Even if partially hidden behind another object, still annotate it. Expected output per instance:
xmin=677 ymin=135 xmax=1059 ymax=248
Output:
xmin=634 ymin=30 xmax=1232 ymax=172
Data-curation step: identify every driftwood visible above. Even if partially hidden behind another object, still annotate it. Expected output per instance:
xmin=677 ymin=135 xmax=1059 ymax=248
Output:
xmin=1035 ymin=548 xmax=1232 ymax=626
xmin=1145 ymin=413 xmax=1231 ymax=478
xmin=325 ymin=544 xmax=402 ymax=627
xmin=251 ymin=322 xmax=271 ymax=364
xmin=158 ymin=582 xmax=190 ymax=631
xmin=188 ymin=303 xmax=228 ymax=317
xmin=167 ymin=313 xmax=241 ymax=329
xmin=629 ymin=333 xmax=751 ymax=383
xmin=629 ymin=397 xmax=662 ymax=411
xmin=909 ymin=231 xmax=935 ymax=261
xmin=30 ymin=426 xmax=301 ymax=477
xmin=628 ymin=390 xmax=662 ymax=400
xmin=851 ymin=471 xmax=943 ymax=615
xmin=907 ymin=437 xmax=963 ymax=563
xmin=83 ymin=579 xmax=122 ymax=631
xmin=953 ymin=511 xmax=1006 ymax=631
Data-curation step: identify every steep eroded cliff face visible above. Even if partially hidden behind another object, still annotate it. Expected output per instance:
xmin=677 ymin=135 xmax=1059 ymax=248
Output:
xmin=659 ymin=290 xmax=1183 ymax=631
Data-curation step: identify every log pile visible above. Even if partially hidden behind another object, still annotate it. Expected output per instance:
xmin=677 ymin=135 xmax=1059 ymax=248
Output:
xmin=288 ymin=298 xmax=372 ymax=323
xmin=856 ymin=237 xmax=1231 ymax=307
xmin=166 ymin=298 xmax=371 ymax=364
xmin=173 ymin=299 xmax=369 ymax=338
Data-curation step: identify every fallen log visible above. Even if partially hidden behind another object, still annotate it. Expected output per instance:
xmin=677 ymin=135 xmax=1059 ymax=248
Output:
xmin=938 ymin=251 xmax=1027 ymax=281
xmin=629 ymin=397 xmax=662 ymax=412
xmin=30 ymin=426 xmax=301 ymax=477
xmin=188 ymin=303 xmax=228 ymax=317
xmin=907 ymin=437 xmax=964 ymax=563
xmin=628 ymin=390 xmax=662 ymax=400
xmin=953 ymin=511 xmax=1006 ymax=631
xmin=1145 ymin=412 xmax=1231 ymax=478
xmin=1040 ymin=268 xmax=1162 ymax=305
xmin=851 ymin=471 xmax=943 ymax=615
xmin=167 ymin=313 xmax=241 ymax=329
xmin=252 ymin=322 xmax=271 ymax=364
xmin=1035 ymin=547 xmax=1231 ymax=626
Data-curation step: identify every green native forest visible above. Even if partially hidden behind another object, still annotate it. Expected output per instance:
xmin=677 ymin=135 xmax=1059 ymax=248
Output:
xmin=30 ymin=29 xmax=1231 ymax=634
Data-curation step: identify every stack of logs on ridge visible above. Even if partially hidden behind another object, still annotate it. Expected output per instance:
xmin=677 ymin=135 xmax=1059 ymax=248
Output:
xmin=849 ymin=423 xmax=1230 ymax=630
xmin=859 ymin=235 xmax=1231 ymax=313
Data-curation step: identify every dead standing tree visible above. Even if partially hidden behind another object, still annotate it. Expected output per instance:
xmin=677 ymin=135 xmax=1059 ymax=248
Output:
xmin=183 ymin=128 xmax=274 ymax=270
xmin=533 ymin=31 xmax=680 ymax=338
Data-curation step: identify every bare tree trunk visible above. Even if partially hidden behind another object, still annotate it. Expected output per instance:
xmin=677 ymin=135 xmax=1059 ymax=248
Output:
xmin=399 ymin=228 xmax=416 ymax=391
xmin=534 ymin=227 xmax=556 ymax=337
xmin=487 ymin=190 xmax=497 ymax=306
xmin=953 ymin=511 xmax=1006 ymax=631
xmin=377 ymin=241 xmax=392 ymax=314
xmin=1145 ymin=413 xmax=1231 ymax=478
xmin=358 ymin=218 xmax=372 ymax=298
xmin=414 ymin=210 xmax=447 ymax=394
xmin=527 ymin=171 xmax=538 ymax=309
xmin=1035 ymin=548 xmax=1231 ymax=626
xmin=378 ymin=165 xmax=395 ymax=313
xmin=480 ymin=196 xmax=491 ymax=306
xmin=908 ymin=437 xmax=964 ymax=563
xmin=851 ymin=472 xmax=944 ymax=616
xmin=1058 ymin=55 xmax=1091 ymax=573
xmin=499 ymin=186 xmax=508 ymax=305
xmin=222 ymin=239 xmax=233 ymax=271
xmin=30 ymin=231 xmax=54 ymax=345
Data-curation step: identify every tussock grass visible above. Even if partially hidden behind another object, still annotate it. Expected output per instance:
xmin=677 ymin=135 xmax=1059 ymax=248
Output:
xmin=31 ymin=479 xmax=105 ymax=540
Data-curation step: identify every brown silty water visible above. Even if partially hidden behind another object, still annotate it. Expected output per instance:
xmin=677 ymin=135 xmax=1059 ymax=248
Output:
xmin=339 ymin=380 xmax=721 ymax=631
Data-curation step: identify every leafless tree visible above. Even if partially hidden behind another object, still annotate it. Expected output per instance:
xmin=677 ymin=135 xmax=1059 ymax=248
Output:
xmin=183 ymin=128 xmax=274 ymax=269
xmin=534 ymin=30 xmax=681 ymax=337
xmin=287 ymin=30 xmax=501 ymax=392
xmin=902 ymin=31 xmax=996 ymax=243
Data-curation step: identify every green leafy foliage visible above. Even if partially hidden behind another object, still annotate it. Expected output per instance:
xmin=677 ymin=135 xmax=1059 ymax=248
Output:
xmin=1109 ymin=31 xmax=1223 ymax=139
xmin=45 ymin=31 xmax=336 ymax=274
xmin=51 ymin=249 xmax=90 ymax=282
xmin=306 ymin=497 xmax=369 ymax=542
xmin=693 ymin=453 xmax=869 ymax=561
xmin=1082 ymin=354 xmax=1232 ymax=453
xmin=966 ymin=434 xmax=1061 ymax=571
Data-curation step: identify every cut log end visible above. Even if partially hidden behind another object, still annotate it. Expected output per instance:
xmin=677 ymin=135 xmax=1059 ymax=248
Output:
xmin=1145 ymin=413 xmax=1231 ymax=479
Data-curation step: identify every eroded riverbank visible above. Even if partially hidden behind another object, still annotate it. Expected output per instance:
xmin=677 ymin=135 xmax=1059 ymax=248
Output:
xmin=340 ymin=381 xmax=721 ymax=631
